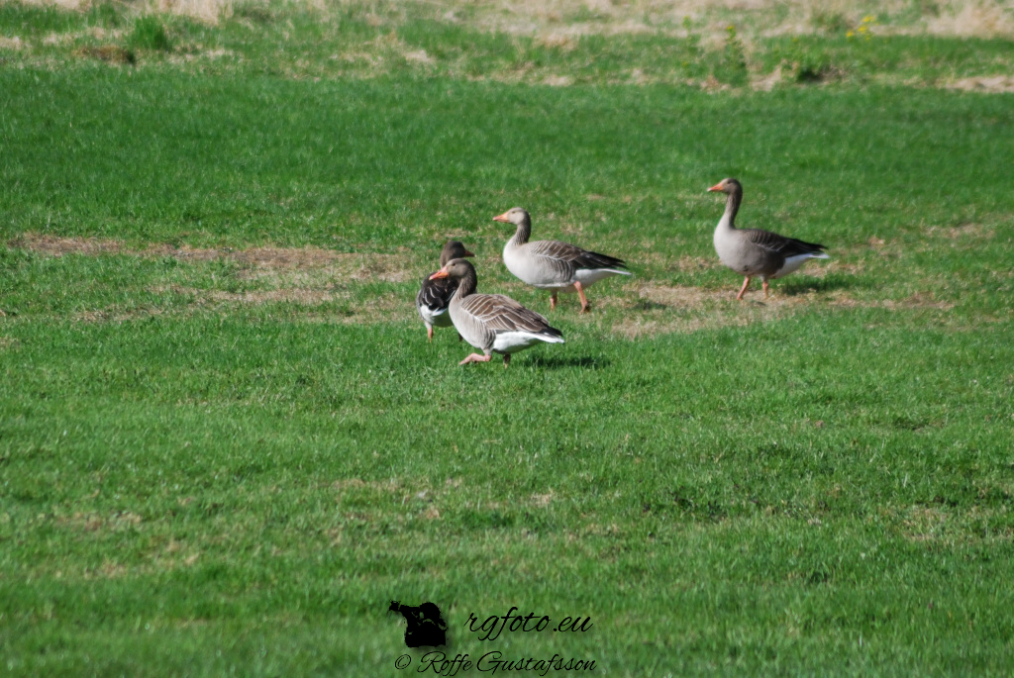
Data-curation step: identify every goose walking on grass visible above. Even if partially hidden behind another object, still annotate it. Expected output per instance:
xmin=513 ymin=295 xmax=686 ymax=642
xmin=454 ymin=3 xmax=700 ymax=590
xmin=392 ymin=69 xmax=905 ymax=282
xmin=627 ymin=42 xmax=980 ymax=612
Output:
xmin=494 ymin=207 xmax=630 ymax=313
xmin=417 ymin=240 xmax=475 ymax=341
xmin=708 ymin=178 xmax=829 ymax=300
xmin=429 ymin=258 xmax=564 ymax=368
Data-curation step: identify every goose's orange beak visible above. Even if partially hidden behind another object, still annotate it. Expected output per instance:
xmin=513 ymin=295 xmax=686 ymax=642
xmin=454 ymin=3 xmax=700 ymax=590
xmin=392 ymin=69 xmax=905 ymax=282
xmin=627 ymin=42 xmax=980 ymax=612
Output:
xmin=429 ymin=268 xmax=450 ymax=280
xmin=707 ymin=182 xmax=724 ymax=192
xmin=492 ymin=211 xmax=511 ymax=222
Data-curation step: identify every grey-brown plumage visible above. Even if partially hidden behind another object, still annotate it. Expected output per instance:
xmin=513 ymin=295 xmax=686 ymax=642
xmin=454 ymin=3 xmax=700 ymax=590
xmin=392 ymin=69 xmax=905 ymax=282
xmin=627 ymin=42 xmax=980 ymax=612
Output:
xmin=417 ymin=240 xmax=474 ymax=341
xmin=708 ymin=178 xmax=829 ymax=300
xmin=494 ymin=207 xmax=630 ymax=313
xmin=429 ymin=258 xmax=564 ymax=367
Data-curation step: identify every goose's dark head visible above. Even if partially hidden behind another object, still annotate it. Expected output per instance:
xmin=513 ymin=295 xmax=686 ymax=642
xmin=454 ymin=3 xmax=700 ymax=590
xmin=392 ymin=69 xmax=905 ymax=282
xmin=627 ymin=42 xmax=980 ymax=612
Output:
xmin=439 ymin=240 xmax=475 ymax=266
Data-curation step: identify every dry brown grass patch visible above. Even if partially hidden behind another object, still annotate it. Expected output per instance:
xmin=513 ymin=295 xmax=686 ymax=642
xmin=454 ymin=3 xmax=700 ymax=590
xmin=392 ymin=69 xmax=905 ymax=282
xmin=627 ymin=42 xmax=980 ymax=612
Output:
xmin=636 ymin=283 xmax=727 ymax=308
xmin=945 ymin=76 xmax=1014 ymax=93
xmin=11 ymin=0 xmax=1014 ymax=42
xmin=15 ymin=0 xmax=231 ymax=24
xmin=927 ymin=1 xmax=1014 ymax=37
xmin=611 ymin=283 xmax=771 ymax=338
xmin=73 ymin=44 xmax=135 ymax=64
xmin=882 ymin=292 xmax=956 ymax=311
xmin=926 ymin=222 xmax=994 ymax=240
xmin=332 ymin=478 xmax=400 ymax=492
xmin=58 ymin=510 xmax=143 ymax=532
xmin=134 ymin=284 xmax=413 ymax=320
xmin=900 ymin=505 xmax=952 ymax=543
xmin=13 ymin=233 xmax=128 ymax=256
xmin=0 ymin=36 xmax=26 ymax=50
xmin=530 ymin=491 xmax=555 ymax=508
xmin=14 ymin=233 xmax=419 ymax=283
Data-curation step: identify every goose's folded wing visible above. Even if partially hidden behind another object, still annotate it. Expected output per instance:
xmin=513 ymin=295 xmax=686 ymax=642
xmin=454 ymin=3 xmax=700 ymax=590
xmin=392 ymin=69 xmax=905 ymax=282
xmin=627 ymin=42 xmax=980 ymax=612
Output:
xmin=458 ymin=294 xmax=560 ymax=336
xmin=745 ymin=229 xmax=826 ymax=257
xmin=527 ymin=239 xmax=627 ymax=274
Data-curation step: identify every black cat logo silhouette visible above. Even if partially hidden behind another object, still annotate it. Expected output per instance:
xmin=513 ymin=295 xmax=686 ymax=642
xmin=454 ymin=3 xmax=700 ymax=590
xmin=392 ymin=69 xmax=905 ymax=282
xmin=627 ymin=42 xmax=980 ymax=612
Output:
xmin=389 ymin=600 xmax=448 ymax=648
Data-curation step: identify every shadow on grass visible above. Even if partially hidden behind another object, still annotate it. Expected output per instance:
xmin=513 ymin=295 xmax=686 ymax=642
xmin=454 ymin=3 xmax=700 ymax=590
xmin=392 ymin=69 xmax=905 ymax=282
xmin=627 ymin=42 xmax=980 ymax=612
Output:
xmin=526 ymin=355 xmax=610 ymax=370
xmin=631 ymin=300 xmax=669 ymax=311
xmin=779 ymin=273 xmax=858 ymax=296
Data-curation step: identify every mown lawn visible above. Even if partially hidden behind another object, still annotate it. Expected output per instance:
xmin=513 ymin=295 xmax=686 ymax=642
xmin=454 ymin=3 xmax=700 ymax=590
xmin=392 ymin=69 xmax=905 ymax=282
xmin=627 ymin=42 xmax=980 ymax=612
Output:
xmin=2 ymin=2 xmax=1014 ymax=675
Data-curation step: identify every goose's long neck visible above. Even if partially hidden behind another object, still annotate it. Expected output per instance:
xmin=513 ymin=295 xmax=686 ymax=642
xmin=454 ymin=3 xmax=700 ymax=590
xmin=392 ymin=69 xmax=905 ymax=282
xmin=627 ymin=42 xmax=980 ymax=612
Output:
xmin=719 ymin=188 xmax=742 ymax=231
xmin=452 ymin=268 xmax=478 ymax=301
xmin=508 ymin=218 xmax=531 ymax=247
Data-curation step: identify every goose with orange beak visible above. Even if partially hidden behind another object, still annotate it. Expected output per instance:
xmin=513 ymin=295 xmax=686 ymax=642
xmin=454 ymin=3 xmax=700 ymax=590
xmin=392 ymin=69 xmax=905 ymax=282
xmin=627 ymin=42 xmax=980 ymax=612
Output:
xmin=429 ymin=258 xmax=564 ymax=367
xmin=417 ymin=240 xmax=475 ymax=341
xmin=494 ymin=207 xmax=630 ymax=313
xmin=708 ymin=178 xmax=829 ymax=300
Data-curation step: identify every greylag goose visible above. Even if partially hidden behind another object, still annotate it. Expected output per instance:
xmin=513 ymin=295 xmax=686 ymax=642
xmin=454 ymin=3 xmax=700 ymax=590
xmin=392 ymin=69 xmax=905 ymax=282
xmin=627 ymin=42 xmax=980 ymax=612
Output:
xmin=417 ymin=240 xmax=475 ymax=341
xmin=429 ymin=258 xmax=564 ymax=367
xmin=494 ymin=207 xmax=630 ymax=313
xmin=708 ymin=178 xmax=829 ymax=300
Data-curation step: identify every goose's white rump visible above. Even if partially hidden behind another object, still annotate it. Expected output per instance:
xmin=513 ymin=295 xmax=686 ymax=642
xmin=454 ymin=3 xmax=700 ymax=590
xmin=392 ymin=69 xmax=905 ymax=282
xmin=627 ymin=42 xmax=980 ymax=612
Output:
xmin=491 ymin=329 xmax=566 ymax=354
xmin=773 ymin=252 xmax=830 ymax=279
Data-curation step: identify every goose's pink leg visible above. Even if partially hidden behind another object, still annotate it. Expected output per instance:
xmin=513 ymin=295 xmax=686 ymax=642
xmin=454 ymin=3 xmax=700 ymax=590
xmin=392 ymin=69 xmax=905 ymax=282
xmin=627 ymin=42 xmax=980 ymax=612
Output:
xmin=736 ymin=277 xmax=751 ymax=301
xmin=427 ymin=326 xmax=434 ymax=342
xmin=762 ymin=279 xmax=770 ymax=299
xmin=503 ymin=354 xmax=511 ymax=368
xmin=550 ymin=292 xmax=558 ymax=311
xmin=575 ymin=281 xmax=590 ymax=313
xmin=459 ymin=353 xmax=492 ymax=366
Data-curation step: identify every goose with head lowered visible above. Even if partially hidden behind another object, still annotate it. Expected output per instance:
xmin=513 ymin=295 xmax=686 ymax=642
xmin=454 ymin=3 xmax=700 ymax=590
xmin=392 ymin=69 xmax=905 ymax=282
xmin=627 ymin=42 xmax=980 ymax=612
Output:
xmin=493 ymin=207 xmax=630 ymax=313
xmin=417 ymin=240 xmax=475 ymax=341
xmin=708 ymin=178 xmax=829 ymax=300
xmin=429 ymin=258 xmax=564 ymax=368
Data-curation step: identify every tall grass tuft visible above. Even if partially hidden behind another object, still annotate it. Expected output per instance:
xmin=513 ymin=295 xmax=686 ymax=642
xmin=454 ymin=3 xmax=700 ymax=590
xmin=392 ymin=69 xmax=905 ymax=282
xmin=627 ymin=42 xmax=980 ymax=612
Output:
xmin=128 ymin=15 xmax=172 ymax=52
xmin=715 ymin=23 xmax=748 ymax=85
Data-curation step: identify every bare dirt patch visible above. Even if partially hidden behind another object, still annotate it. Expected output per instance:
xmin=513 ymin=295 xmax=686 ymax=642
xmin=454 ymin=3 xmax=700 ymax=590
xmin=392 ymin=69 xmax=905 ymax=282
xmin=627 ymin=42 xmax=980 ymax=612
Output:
xmin=13 ymin=233 xmax=418 ymax=283
xmin=926 ymin=222 xmax=995 ymax=240
xmin=530 ymin=491 xmax=555 ymax=508
xmin=945 ymin=76 xmax=1014 ymax=94
xmin=636 ymin=283 xmax=728 ymax=308
xmin=66 ymin=285 xmax=414 ymax=324
xmin=13 ymin=234 xmax=128 ymax=256
xmin=461 ymin=0 xmax=1014 ymax=41
xmin=926 ymin=1 xmax=1014 ymax=38
xmin=610 ymin=283 xmax=778 ymax=338
xmin=19 ymin=0 xmax=231 ymax=24
xmin=0 ymin=36 xmax=26 ymax=50
xmin=12 ymin=233 xmax=422 ymax=323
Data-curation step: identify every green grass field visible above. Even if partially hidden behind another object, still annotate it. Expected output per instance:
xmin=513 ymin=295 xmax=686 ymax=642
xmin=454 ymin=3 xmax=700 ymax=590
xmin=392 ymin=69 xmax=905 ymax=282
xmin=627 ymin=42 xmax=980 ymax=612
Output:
xmin=2 ymin=1 xmax=1014 ymax=675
